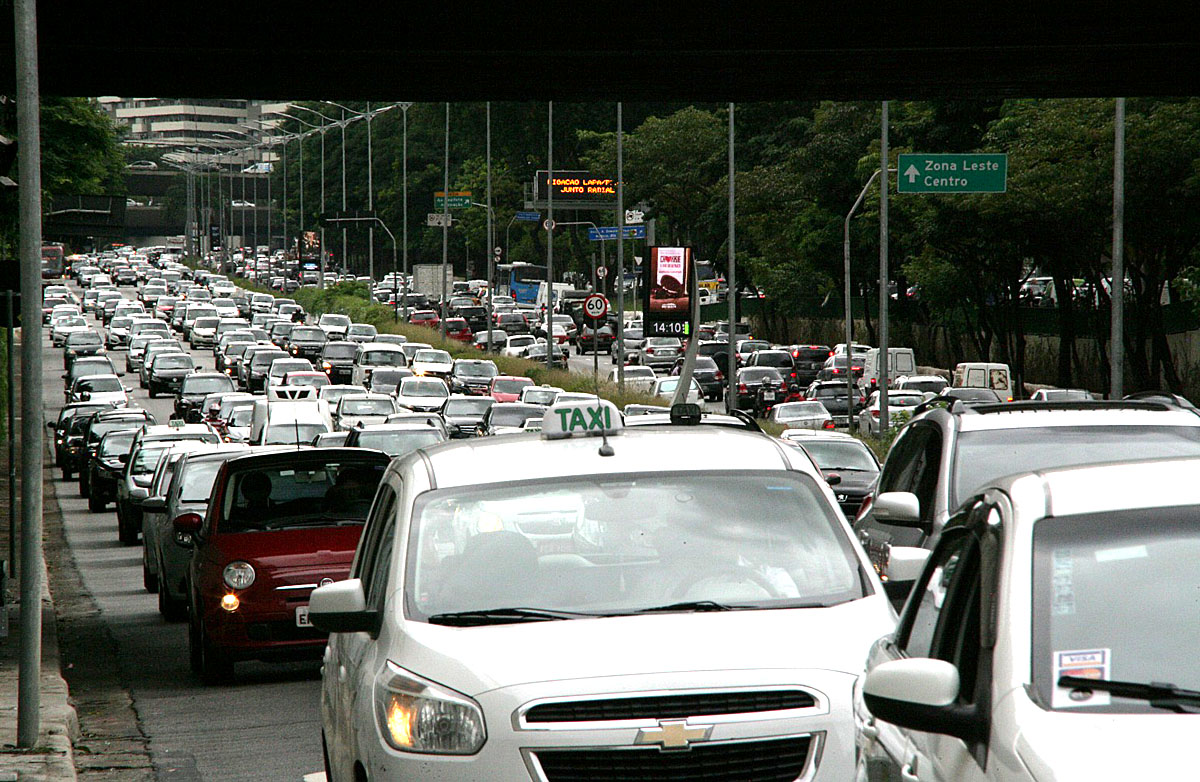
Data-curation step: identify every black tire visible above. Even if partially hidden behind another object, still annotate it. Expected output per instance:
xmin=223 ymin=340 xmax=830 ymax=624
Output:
xmin=142 ymin=544 xmax=158 ymax=592
xmin=79 ymin=472 xmax=90 ymax=498
xmin=118 ymin=511 xmax=139 ymax=545
xmin=322 ymin=732 xmax=334 ymax=782
xmin=158 ymin=568 xmax=187 ymax=621
xmin=62 ymin=465 xmax=73 ymax=481
xmin=190 ymin=611 xmax=234 ymax=684
xmin=88 ymin=492 xmax=105 ymax=513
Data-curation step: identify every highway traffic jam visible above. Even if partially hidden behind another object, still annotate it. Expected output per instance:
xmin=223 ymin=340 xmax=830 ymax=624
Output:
xmin=41 ymin=246 xmax=1200 ymax=781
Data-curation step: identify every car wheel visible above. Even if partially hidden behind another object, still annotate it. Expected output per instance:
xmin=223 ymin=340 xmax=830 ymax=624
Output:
xmin=190 ymin=605 xmax=233 ymax=684
xmin=142 ymin=544 xmax=158 ymax=592
xmin=148 ymin=385 xmax=157 ymax=398
xmin=79 ymin=472 xmax=90 ymax=498
xmin=158 ymin=568 xmax=187 ymax=622
xmin=62 ymin=465 xmax=73 ymax=480
xmin=88 ymin=492 xmax=105 ymax=513
xmin=118 ymin=508 xmax=139 ymax=545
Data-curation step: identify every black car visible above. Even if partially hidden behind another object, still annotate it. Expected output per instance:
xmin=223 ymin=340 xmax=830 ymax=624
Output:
xmin=286 ymin=326 xmax=328 ymax=361
xmin=524 ymin=341 xmax=569 ymax=369
xmin=670 ymin=356 xmax=725 ymax=401
xmin=471 ymin=329 xmax=508 ymax=353
xmin=319 ymin=341 xmax=358 ymax=384
xmin=817 ymin=355 xmax=865 ymax=382
xmin=449 ymin=359 xmax=499 ymax=395
xmin=87 ymin=429 xmax=138 ymax=512
xmin=745 ymin=349 xmax=800 ymax=386
xmin=440 ymin=395 xmax=495 ymax=438
xmin=496 ymin=312 xmax=530 ymax=335
xmin=455 ymin=305 xmax=490 ymax=333
xmin=79 ymin=409 xmax=156 ymax=495
xmin=174 ymin=372 xmax=236 ymax=422
xmin=575 ymin=321 xmax=615 ymax=355
xmin=115 ymin=267 xmax=138 ymax=286
xmin=784 ymin=435 xmax=880 ymax=519
xmin=49 ymin=402 xmax=115 ymax=473
xmin=788 ymin=345 xmax=832 ymax=385
xmin=803 ymin=381 xmax=866 ymax=424
xmin=728 ymin=367 xmax=784 ymax=411
xmin=342 ymin=423 xmax=447 ymax=457
xmin=63 ymin=330 xmax=106 ymax=369
xmin=147 ymin=352 xmax=196 ymax=398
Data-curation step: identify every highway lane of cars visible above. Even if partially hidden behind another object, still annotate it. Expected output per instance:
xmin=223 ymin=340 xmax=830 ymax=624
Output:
xmin=44 ymin=252 xmax=1200 ymax=780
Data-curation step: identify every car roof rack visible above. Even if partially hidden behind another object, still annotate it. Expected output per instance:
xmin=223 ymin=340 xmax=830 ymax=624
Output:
xmin=965 ymin=400 xmax=1176 ymax=414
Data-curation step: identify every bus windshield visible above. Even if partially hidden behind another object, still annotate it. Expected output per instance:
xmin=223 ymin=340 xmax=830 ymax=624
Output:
xmin=506 ymin=263 xmax=547 ymax=305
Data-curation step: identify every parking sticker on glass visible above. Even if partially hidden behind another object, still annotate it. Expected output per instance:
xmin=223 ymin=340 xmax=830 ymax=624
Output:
xmin=1051 ymin=549 xmax=1075 ymax=616
xmin=1052 ymin=648 xmax=1111 ymax=708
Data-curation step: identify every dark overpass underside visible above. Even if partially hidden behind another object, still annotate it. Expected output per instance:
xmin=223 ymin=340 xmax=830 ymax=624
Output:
xmin=3 ymin=4 xmax=1198 ymax=101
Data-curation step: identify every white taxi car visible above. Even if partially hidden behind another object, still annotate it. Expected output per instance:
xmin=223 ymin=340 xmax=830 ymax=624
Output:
xmin=857 ymin=456 xmax=1200 ymax=780
xmin=310 ymin=399 xmax=896 ymax=781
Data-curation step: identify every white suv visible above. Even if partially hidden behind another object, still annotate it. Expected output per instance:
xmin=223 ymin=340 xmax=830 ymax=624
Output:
xmin=858 ymin=456 xmax=1200 ymax=780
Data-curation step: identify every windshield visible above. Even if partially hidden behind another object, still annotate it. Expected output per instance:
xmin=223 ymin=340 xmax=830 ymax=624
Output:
xmin=401 ymin=380 xmax=448 ymax=398
xmin=220 ymin=459 xmax=387 ymax=531
xmin=70 ymin=332 xmax=102 ymax=346
xmin=320 ymin=314 xmax=351 ymax=327
xmin=1033 ymin=507 xmax=1200 ymax=712
xmin=414 ymin=350 xmax=452 ymax=364
xmin=193 ymin=317 xmax=220 ymax=329
xmin=444 ymin=398 xmax=494 ymax=416
xmin=323 ymin=344 xmax=357 ymax=359
xmin=228 ymin=406 xmax=254 ymax=427
xmin=363 ymin=350 xmax=406 ymax=367
xmin=521 ymin=388 xmax=558 ymax=405
xmin=79 ymin=377 xmax=123 ymax=393
xmin=493 ymin=379 xmax=532 ymax=394
xmin=263 ymin=423 xmax=330 ymax=445
xmin=407 ymin=471 xmax=865 ymax=620
xmin=349 ymin=325 xmax=376 ymax=336
xmin=342 ymin=399 xmax=395 ymax=416
xmin=455 ymin=362 xmax=497 ymax=378
xmin=774 ymin=402 xmax=827 ymax=419
xmin=287 ymin=374 xmax=328 ymax=388
xmin=356 ymin=429 xmax=446 ymax=457
xmin=797 ymin=441 xmax=877 ymax=472
xmin=99 ymin=432 xmax=136 ymax=457
xmin=155 ymin=354 xmax=194 ymax=370
xmin=292 ymin=328 xmax=326 ymax=342
xmin=182 ymin=376 xmax=233 ymax=394
xmin=954 ymin=426 xmax=1200 ymax=506
xmin=489 ymin=406 xmax=541 ymax=428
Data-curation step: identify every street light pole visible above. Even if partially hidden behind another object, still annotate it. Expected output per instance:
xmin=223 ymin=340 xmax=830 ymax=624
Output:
xmin=400 ymin=103 xmax=412 ymax=318
xmin=843 ymin=168 xmax=894 ymax=428
xmin=442 ymin=102 xmax=450 ymax=340
xmin=547 ymin=101 xmax=555 ymax=371
xmin=486 ymin=101 xmax=494 ymax=353
xmin=617 ymin=102 xmax=625 ymax=389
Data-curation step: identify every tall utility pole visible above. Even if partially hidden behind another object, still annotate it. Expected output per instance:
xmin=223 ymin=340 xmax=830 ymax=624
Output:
xmin=616 ymin=102 xmax=625 ymax=389
xmin=16 ymin=0 xmax=45 ymax=748
xmin=1110 ymin=97 xmax=1126 ymax=398
xmin=340 ymin=107 xmax=347 ymax=273
xmin=400 ymin=103 xmax=412 ymax=316
xmin=546 ymin=101 xmax=554 ymax=370
xmin=878 ymin=101 xmax=890 ymax=433
xmin=367 ymin=102 xmax=375 ymax=282
xmin=441 ymin=102 xmax=450 ymax=340
xmin=486 ymin=102 xmax=495 ymax=353
xmin=726 ymin=103 xmax=737 ymax=413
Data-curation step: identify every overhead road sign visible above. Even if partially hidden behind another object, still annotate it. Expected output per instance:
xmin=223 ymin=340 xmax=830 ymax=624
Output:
xmin=588 ymin=225 xmax=646 ymax=241
xmin=897 ymin=153 xmax=1007 ymax=193
xmin=426 ymin=213 xmax=452 ymax=228
xmin=434 ymin=191 xmax=472 ymax=209
xmin=535 ymin=170 xmax=617 ymax=203
xmin=322 ymin=209 xmax=377 ymax=224
xmin=516 ymin=211 xmax=542 ymax=222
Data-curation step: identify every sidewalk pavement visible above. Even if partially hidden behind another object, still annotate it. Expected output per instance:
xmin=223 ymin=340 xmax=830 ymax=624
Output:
xmin=1 ymin=427 xmax=79 ymax=780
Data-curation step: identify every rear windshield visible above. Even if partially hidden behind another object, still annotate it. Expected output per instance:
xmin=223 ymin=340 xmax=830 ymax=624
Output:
xmin=414 ymin=350 xmax=451 ymax=364
xmin=182 ymin=376 xmax=233 ymax=394
xmin=793 ymin=348 xmax=831 ymax=362
xmin=355 ymin=429 xmax=445 ymax=457
xmin=79 ymin=377 xmax=122 ymax=393
xmin=219 ymin=459 xmax=387 ymax=531
xmin=362 ymin=350 xmax=407 ymax=367
xmin=154 ymin=354 xmax=194 ymax=370
xmin=490 ymin=406 xmax=541 ymax=428
xmin=342 ymin=399 xmax=395 ymax=416
xmin=401 ymin=380 xmax=449 ymax=398
xmin=323 ymin=344 xmax=357 ymax=359
xmin=99 ymin=431 xmax=136 ymax=457
xmin=292 ymin=328 xmax=326 ymax=342
xmin=444 ymin=398 xmax=494 ymax=416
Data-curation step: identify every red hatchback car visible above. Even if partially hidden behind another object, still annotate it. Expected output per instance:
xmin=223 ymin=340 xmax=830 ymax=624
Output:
xmin=408 ymin=310 xmax=440 ymax=329
xmin=443 ymin=317 xmax=473 ymax=342
xmin=489 ymin=375 xmax=534 ymax=403
xmin=182 ymin=448 xmax=390 ymax=683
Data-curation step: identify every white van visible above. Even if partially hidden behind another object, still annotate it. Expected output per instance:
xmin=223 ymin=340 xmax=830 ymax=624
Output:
xmin=953 ymin=361 xmax=1014 ymax=401
xmin=859 ymin=347 xmax=916 ymax=391
xmin=535 ymin=281 xmax=573 ymax=312
xmin=249 ymin=398 xmax=333 ymax=446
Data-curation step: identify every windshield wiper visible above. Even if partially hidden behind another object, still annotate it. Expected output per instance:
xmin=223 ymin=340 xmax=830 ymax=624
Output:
xmin=1058 ymin=676 xmax=1200 ymax=713
xmin=427 ymin=607 xmax=603 ymax=626
xmin=636 ymin=600 xmax=741 ymax=614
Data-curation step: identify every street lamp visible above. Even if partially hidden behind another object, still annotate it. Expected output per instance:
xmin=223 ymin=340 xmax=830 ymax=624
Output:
xmin=278 ymin=110 xmax=331 ymax=287
xmin=399 ymin=103 xmax=413 ymax=319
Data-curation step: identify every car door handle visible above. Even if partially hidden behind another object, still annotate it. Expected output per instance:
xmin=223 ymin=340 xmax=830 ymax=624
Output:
xmin=860 ymin=717 xmax=879 ymax=741
xmin=901 ymin=760 xmax=921 ymax=782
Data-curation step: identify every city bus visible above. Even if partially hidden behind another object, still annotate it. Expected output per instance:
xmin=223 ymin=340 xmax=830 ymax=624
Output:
xmin=696 ymin=259 xmax=721 ymax=296
xmin=501 ymin=262 xmax=547 ymax=305
xmin=41 ymin=243 xmax=65 ymax=279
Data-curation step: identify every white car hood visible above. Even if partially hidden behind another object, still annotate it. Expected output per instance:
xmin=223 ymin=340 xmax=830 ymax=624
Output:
xmin=399 ymin=597 xmax=895 ymax=697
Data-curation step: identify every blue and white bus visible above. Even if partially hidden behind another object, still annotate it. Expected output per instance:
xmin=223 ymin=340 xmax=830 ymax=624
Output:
xmin=501 ymin=262 xmax=547 ymax=305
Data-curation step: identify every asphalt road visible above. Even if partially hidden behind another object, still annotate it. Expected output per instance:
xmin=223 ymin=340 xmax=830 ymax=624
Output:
xmin=43 ymin=283 xmax=325 ymax=782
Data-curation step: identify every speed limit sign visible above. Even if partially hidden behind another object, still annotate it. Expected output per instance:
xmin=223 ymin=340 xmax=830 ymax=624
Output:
xmin=583 ymin=293 xmax=608 ymax=320
xmin=596 ymin=266 xmax=608 ymax=279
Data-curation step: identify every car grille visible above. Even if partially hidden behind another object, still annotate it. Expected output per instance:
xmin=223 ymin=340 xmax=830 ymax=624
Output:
xmin=533 ymin=735 xmax=812 ymax=782
xmin=525 ymin=690 xmax=815 ymax=723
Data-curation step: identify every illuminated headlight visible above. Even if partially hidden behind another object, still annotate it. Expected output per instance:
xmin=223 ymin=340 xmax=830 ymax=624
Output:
xmin=222 ymin=561 xmax=256 ymax=590
xmin=374 ymin=662 xmax=485 ymax=754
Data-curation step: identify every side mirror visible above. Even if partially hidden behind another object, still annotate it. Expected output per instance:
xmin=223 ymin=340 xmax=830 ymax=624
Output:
xmin=46 ymin=420 xmax=56 ymax=430
xmin=172 ymin=512 xmax=203 ymax=545
xmin=129 ymin=487 xmax=149 ymax=503
xmin=117 ymin=452 xmax=130 ymax=464
xmin=80 ymin=392 xmax=91 ymax=401
xmin=141 ymin=496 xmax=167 ymax=512
xmin=863 ymin=658 xmax=984 ymax=743
xmin=884 ymin=545 xmax=931 ymax=584
xmin=825 ymin=472 xmax=842 ymax=487
xmin=871 ymin=491 xmax=922 ymax=527
xmin=308 ymin=578 xmax=380 ymax=634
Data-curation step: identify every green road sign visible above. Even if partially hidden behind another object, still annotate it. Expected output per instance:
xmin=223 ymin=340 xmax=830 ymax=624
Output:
xmin=434 ymin=191 xmax=472 ymax=209
xmin=897 ymin=153 xmax=1007 ymax=194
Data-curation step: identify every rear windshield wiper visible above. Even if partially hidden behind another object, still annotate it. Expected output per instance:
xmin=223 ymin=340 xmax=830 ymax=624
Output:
xmin=1058 ymin=676 xmax=1200 ymax=713
xmin=427 ymin=607 xmax=602 ymax=626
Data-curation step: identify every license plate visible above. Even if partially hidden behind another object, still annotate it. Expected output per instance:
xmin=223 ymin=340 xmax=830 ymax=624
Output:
xmin=762 ymin=392 xmax=776 ymax=401
xmin=295 ymin=606 xmax=310 ymax=627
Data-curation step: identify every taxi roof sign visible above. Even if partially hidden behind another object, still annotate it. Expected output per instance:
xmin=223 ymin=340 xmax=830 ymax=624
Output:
xmin=542 ymin=399 xmax=623 ymax=440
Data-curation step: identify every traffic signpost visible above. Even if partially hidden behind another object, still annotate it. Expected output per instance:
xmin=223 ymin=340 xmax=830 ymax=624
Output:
xmin=587 ymin=225 xmax=646 ymax=241
xmin=426 ymin=213 xmax=452 ymax=228
xmin=434 ymin=191 xmax=472 ymax=209
xmin=897 ymin=153 xmax=1007 ymax=193
xmin=584 ymin=293 xmax=608 ymax=379
xmin=516 ymin=211 xmax=541 ymax=222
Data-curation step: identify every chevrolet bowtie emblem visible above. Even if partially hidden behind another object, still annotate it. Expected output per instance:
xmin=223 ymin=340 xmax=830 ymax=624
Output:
xmin=634 ymin=719 xmax=713 ymax=750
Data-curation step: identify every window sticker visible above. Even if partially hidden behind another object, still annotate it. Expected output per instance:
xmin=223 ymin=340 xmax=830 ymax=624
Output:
xmin=1052 ymin=648 xmax=1111 ymax=709
xmin=1051 ymin=549 xmax=1075 ymax=616
xmin=1094 ymin=544 xmax=1148 ymax=563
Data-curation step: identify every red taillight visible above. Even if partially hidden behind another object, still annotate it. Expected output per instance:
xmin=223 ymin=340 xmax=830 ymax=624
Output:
xmin=823 ymin=420 xmax=835 ymax=430
xmin=714 ymin=370 xmax=724 ymax=381
xmin=871 ymin=409 xmax=880 ymax=417
xmin=852 ymin=365 xmax=862 ymax=371
xmin=780 ymin=382 xmax=787 ymax=391
xmin=738 ymin=383 xmax=748 ymax=393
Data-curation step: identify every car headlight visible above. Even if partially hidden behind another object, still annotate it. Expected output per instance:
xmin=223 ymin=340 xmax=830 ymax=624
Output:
xmin=374 ymin=662 xmax=485 ymax=755
xmin=222 ymin=561 xmax=256 ymax=590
